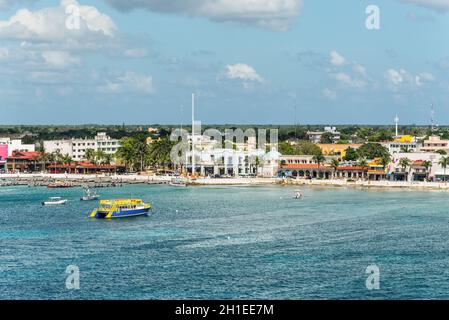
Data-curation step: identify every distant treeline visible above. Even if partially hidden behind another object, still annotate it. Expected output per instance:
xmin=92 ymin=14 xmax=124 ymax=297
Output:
xmin=0 ymin=124 xmax=446 ymax=146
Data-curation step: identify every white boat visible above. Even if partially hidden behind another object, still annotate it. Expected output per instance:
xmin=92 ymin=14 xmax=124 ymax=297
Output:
xmin=42 ymin=197 xmax=68 ymax=206
xmin=80 ymin=188 xmax=100 ymax=201
xmin=169 ymin=177 xmax=188 ymax=187
xmin=293 ymin=190 xmax=302 ymax=199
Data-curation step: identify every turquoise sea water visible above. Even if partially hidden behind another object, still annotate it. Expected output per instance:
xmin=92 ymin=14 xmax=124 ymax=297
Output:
xmin=1 ymin=184 xmax=449 ymax=299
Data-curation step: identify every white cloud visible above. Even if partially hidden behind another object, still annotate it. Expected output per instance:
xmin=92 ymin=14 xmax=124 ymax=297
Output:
xmin=124 ymin=48 xmax=149 ymax=58
xmin=402 ymin=0 xmax=449 ymax=12
xmin=415 ymin=72 xmax=435 ymax=86
xmin=330 ymin=51 xmax=346 ymax=66
xmin=98 ymin=71 xmax=154 ymax=94
xmin=385 ymin=68 xmax=435 ymax=88
xmin=0 ymin=0 xmax=116 ymax=44
xmin=42 ymin=51 xmax=81 ymax=69
xmin=322 ymin=88 xmax=337 ymax=100
xmin=224 ymin=63 xmax=264 ymax=82
xmin=333 ymin=72 xmax=366 ymax=89
xmin=0 ymin=0 xmax=35 ymax=10
xmin=386 ymin=68 xmax=409 ymax=86
xmin=105 ymin=0 xmax=303 ymax=31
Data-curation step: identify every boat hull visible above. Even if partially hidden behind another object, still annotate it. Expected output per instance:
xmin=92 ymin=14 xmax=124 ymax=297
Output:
xmin=92 ymin=207 xmax=150 ymax=219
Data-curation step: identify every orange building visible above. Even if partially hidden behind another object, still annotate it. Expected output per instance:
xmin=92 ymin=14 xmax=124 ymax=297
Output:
xmin=317 ymin=144 xmax=362 ymax=158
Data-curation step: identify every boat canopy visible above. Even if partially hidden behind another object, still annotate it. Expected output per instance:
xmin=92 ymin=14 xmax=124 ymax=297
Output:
xmin=99 ymin=199 xmax=144 ymax=206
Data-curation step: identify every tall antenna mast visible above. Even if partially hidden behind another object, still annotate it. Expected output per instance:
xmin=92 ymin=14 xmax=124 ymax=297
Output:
xmin=430 ymin=103 xmax=435 ymax=132
xmin=394 ymin=114 xmax=399 ymax=138
xmin=191 ymin=93 xmax=195 ymax=176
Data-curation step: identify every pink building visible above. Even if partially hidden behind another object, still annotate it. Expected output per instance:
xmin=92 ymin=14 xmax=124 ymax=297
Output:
xmin=0 ymin=144 xmax=7 ymax=171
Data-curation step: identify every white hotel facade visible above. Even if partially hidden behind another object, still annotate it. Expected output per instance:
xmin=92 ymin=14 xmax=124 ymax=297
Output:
xmin=44 ymin=132 xmax=120 ymax=161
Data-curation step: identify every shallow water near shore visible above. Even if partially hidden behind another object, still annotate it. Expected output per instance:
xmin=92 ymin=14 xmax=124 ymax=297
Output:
xmin=1 ymin=184 xmax=449 ymax=299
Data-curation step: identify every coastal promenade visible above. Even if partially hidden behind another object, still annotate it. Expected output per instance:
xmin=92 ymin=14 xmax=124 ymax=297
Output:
xmin=1 ymin=173 xmax=449 ymax=190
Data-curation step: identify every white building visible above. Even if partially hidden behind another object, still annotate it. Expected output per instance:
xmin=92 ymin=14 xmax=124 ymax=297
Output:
xmin=44 ymin=132 xmax=120 ymax=161
xmin=382 ymin=141 xmax=419 ymax=154
xmin=389 ymin=152 xmax=443 ymax=181
xmin=0 ymin=138 xmax=35 ymax=156
xmin=307 ymin=126 xmax=341 ymax=144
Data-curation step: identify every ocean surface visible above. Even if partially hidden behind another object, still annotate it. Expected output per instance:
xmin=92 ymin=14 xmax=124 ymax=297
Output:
xmin=1 ymin=184 xmax=449 ymax=300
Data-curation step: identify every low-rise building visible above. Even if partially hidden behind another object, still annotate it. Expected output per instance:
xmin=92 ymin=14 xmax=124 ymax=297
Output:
xmin=382 ymin=141 xmax=419 ymax=154
xmin=0 ymin=138 xmax=35 ymax=156
xmin=0 ymin=144 xmax=7 ymax=172
xmin=306 ymin=127 xmax=341 ymax=144
xmin=44 ymin=132 xmax=120 ymax=161
xmin=318 ymin=144 xmax=362 ymax=159
xmin=421 ymin=136 xmax=449 ymax=153
xmin=6 ymin=151 xmax=41 ymax=173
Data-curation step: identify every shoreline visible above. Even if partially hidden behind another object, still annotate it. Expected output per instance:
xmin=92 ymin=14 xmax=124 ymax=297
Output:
xmin=1 ymin=173 xmax=449 ymax=191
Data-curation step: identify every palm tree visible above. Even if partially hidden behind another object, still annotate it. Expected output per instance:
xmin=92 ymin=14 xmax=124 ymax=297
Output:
xmin=36 ymin=152 xmax=50 ymax=172
xmin=103 ymin=153 xmax=114 ymax=165
xmin=357 ymin=157 xmax=368 ymax=168
xmin=439 ymin=156 xmax=449 ymax=183
xmin=330 ymin=158 xmax=340 ymax=179
xmin=398 ymin=158 xmax=412 ymax=181
xmin=312 ymin=154 xmax=325 ymax=166
xmin=95 ymin=150 xmax=107 ymax=164
xmin=59 ymin=154 xmax=73 ymax=173
xmin=84 ymin=149 xmax=97 ymax=164
xmin=422 ymin=160 xmax=432 ymax=181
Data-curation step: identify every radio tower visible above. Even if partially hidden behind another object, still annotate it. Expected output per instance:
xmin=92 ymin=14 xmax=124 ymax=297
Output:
xmin=430 ymin=103 xmax=435 ymax=132
xmin=394 ymin=114 xmax=399 ymax=138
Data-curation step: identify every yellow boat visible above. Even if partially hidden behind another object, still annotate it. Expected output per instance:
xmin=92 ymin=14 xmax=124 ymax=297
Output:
xmin=90 ymin=199 xmax=151 ymax=219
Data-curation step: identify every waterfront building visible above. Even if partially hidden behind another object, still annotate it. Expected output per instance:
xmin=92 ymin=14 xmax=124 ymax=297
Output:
xmin=0 ymin=144 xmax=7 ymax=172
xmin=0 ymin=138 xmax=35 ymax=156
xmin=5 ymin=151 xmax=41 ymax=173
xmin=420 ymin=136 xmax=449 ymax=153
xmin=44 ymin=132 xmax=120 ymax=161
xmin=389 ymin=152 xmax=442 ymax=181
xmin=47 ymin=162 xmax=125 ymax=174
xmin=306 ymin=127 xmax=341 ymax=144
xmin=185 ymin=147 xmax=266 ymax=177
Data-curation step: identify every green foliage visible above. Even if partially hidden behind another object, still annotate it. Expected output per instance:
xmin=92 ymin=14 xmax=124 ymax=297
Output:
xmin=357 ymin=143 xmax=390 ymax=160
xmin=343 ymin=147 xmax=358 ymax=161
xmin=320 ymin=132 xmax=334 ymax=144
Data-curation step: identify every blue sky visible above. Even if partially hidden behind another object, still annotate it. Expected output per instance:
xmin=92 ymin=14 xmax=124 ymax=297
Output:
xmin=0 ymin=0 xmax=448 ymax=125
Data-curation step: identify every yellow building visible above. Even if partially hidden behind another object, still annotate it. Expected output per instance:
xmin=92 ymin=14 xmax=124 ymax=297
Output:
xmin=318 ymin=144 xmax=362 ymax=158
xmin=394 ymin=135 xmax=413 ymax=143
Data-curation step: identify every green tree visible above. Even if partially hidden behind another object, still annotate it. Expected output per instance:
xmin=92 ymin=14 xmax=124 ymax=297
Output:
xmin=320 ymin=132 xmax=334 ymax=144
xmin=296 ymin=141 xmax=322 ymax=156
xmin=344 ymin=147 xmax=358 ymax=161
xmin=398 ymin=158 xmax=412 ymax=181
xmin=357 ymin=157 xmax=368 ymax=168
xmin=436 ymin=149 xmax=447 ymax=156
xmin=422 ymin=160 xmax=432 ymax=181
xmin=329 ymin=158 xmax=340 ymax=179
xmin=357 ymin=143 xmax=390 ymax=160
xmin=439 ymin=156 xmax=449 ymax=182
xmin=312 ymin=154 xmax=325 ymax=166
xmin=84 ymin=149 xmax=97 ymax=164
xmin=147 ymin=138 xmax=176 ymax=172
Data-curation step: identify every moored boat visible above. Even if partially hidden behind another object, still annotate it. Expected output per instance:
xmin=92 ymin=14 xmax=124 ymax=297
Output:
xmin=90 ymin=199 xmax=151 ymax=219
xmin=169 ymin=177 xmax=188 ymax=187
xmin=47 ymin=181 xmax=74 ymax=188
xmin=80 ymin=188 xmax=100 ymax=201
xmin=42 ymin=197 xmax=68 ymax=206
